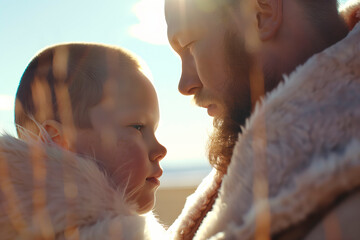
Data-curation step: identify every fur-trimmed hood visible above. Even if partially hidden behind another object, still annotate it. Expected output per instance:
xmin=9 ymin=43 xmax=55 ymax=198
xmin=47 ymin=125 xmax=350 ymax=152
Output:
xmin=170 ymin=2 xmax=360 ymax=239
xmin=0 ymin=135 xmax=167 ymax=239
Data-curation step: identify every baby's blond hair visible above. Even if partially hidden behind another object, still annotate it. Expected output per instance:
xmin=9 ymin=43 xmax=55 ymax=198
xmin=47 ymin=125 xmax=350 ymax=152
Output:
xmin=15 ymin=43 xmax=142 ymax=138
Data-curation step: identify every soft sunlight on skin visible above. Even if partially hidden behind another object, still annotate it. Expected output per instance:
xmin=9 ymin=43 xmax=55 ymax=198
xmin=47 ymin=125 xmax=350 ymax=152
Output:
xmin=0 ymin=95 xmax=14 ymax=111
xmin=129 ymin=0 xmax=168 ymax=45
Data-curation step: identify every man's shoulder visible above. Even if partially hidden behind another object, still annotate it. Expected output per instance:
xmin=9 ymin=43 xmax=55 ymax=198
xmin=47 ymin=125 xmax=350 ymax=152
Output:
xmin=305 ymin=190 xmax=360 ymax=240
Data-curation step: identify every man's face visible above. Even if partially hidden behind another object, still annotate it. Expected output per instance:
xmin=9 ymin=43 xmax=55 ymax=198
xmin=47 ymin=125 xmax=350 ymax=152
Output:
xmin=166 ymin=0 xmax=253 ymax=171
xmin=165 ymin=0 xmax=252 ymax=122
xmin=74 ymin=69 xmax=167 ymax=214
xmin=166 ymin=0 xmax=232 ymax=117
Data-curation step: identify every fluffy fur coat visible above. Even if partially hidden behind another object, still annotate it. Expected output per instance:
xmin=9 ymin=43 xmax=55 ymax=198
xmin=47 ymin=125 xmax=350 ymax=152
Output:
xmin=0 ymin=136 xmax=167 ymax=239
xmin=169 ymin=1 xmax=360 ymax=239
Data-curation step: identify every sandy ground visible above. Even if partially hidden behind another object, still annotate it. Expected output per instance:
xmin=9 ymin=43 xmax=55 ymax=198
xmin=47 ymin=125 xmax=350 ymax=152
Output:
xmin=153 ymin=186 xmax=197 ymax=227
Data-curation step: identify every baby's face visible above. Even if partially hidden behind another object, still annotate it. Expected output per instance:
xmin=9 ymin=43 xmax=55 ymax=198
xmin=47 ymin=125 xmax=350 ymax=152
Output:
xmin=74 ymin=69 xmax=166 ymax=214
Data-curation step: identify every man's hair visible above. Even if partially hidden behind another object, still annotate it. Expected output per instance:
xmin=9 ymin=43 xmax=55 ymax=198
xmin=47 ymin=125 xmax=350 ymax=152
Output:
xmin=223 ymin=0 xmax=338 ymax=9
xmin=225 ymin=0 xmax=340 ymax=41
xmin=299 ymin=0 xmax=344 ymax=44
xmin=15 ymin=43 xmax=141 ymax=138
xmin=300 ymin=0 xmax=339 ymax=17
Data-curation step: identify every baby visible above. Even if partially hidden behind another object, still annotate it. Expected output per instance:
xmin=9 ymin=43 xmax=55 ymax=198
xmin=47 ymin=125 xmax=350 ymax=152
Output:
xmin=0 ymin=43 xmax=167 ymax=239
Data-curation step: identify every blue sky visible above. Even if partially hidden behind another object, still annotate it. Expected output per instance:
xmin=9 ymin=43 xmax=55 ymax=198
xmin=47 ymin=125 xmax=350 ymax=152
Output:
xmin=0 ymin=0 xmax=349 ymax=173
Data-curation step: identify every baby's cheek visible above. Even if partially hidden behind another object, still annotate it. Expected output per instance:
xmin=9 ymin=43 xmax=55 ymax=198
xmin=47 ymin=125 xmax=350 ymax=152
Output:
xmin=126 ymin=147 xmax=149 ymax=178
xmin=118 ymin=137 xmax=147 ymax=159
xmin=115 ymin=141 xmax=148 ymax=177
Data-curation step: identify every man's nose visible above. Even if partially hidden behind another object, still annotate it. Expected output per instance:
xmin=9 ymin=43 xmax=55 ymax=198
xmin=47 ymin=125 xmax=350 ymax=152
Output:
xmin=178 ymin=52 xmax=202 ymax=95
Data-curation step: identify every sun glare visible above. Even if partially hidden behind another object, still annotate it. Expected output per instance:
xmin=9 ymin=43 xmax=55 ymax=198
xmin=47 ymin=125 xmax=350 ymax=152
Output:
xmin=129 ymin=0 xmax=168 ymax=45
xmin=0 ymin=95 xmax=14 ymax=111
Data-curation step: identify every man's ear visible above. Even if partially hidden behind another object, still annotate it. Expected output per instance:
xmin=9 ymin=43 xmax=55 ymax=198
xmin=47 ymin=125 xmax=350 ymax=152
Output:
xmin=40 ymin=120 xmax=70 ymax=150
xmin=256 ymin=0 xmax=283 ymax=41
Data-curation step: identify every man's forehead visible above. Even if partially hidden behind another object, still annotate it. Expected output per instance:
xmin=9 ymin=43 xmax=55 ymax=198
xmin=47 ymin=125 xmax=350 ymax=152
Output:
xmin=165 ymin=0 xmax=222 ymax=37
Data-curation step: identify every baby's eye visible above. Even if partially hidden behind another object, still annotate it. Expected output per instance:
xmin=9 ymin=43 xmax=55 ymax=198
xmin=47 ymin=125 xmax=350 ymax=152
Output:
xmin=131 ymin=124 xmax=143 ymax=131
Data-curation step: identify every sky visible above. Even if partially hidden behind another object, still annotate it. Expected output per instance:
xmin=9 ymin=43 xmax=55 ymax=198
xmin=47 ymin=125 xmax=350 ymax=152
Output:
xmin=0 ymin=0 xmax=349 ymax=179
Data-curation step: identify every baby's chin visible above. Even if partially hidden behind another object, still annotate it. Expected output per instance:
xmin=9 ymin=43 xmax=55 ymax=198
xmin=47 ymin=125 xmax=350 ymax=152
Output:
xmin=124 ymin=182 xmax=158 ymax=214
xmin=136 ymin=192 xmax=156 ymax=214
xmin=136 ymin=198 xmax=155 ymax=215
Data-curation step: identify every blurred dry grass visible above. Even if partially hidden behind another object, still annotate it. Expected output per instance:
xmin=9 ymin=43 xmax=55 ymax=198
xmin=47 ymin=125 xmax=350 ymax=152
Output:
xmin=154 ymin=186 xmax=196 ymax=227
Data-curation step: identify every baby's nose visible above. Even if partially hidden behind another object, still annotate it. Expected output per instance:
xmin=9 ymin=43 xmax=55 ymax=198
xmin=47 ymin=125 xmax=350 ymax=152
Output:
xmin=150 ymin=141 xmax=167 ymax=162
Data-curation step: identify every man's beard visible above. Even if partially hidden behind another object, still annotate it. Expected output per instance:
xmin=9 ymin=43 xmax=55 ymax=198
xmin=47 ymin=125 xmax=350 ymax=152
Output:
xmin=207 ymin=30 xmax=253 ymax=173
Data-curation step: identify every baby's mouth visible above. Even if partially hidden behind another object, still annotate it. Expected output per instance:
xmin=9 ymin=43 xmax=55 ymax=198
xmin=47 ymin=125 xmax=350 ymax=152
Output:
xmin=146 ymin=177 xmax=160 ymax=186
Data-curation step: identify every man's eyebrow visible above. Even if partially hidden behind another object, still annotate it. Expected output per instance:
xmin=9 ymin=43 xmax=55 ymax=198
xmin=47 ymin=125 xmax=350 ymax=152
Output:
xmin=169 ymin=34 xmax=182 ymax=53
xmin=169 ymin=26 xmax=196 ymax=54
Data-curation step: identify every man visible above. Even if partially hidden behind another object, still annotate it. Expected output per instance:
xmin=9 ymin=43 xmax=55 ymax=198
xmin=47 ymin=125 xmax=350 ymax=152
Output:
xmin=165 ymin=0 xmax=360 ymax=239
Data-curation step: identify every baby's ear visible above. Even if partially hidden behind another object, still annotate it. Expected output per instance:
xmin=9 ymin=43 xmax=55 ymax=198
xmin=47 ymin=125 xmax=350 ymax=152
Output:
xmin=40 ymin=120 xmax=70 ymax=150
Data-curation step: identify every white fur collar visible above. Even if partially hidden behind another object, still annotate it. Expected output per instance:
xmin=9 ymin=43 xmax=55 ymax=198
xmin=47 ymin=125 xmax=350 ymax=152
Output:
xmin=0 ymin=135 xmax=167 ymax=239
